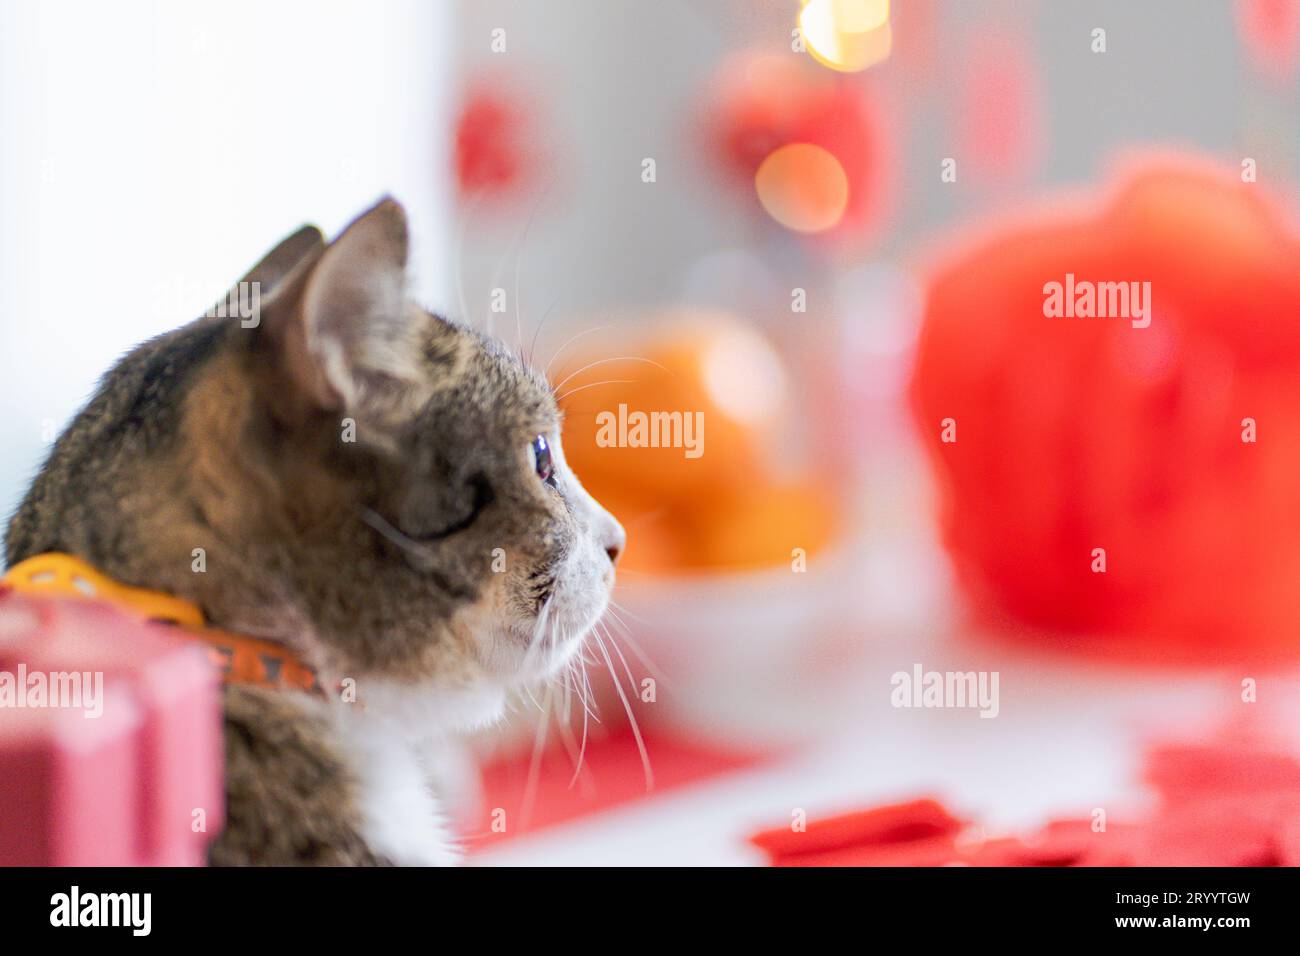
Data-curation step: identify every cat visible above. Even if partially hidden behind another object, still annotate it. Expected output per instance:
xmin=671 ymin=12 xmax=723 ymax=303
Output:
xmin=4 ymin=198 xmax=626 ymax=865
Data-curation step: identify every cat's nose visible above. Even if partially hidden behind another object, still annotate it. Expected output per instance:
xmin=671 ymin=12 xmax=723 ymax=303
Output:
xmin=603 ymin=517 xmax=627 ymax=566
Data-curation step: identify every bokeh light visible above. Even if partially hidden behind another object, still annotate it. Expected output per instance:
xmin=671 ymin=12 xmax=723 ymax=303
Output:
xmin=799 ymin=0 xmax=893 ymax=72
xmin=753 ymin=142 xmax=849 ymax=233
xmin=703 ymin=323 xmax=787 ymax=425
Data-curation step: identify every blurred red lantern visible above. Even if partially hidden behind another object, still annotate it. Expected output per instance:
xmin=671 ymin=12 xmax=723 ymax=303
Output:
xmin=1236 ymin=0 xmax=1300 ymax=79
xmin=955 ymin=29 xmax=1042 ymax=183
xmin=454 ymin=82 xmax=541 ymax=203
xmin=702 ymin=54 xmax=891 ymax=244
xmin=911 ymin=156 xmax=1300 ymax=662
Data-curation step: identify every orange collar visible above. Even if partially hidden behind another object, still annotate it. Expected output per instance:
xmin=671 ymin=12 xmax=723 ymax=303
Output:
xmin=0 ymin=552 xmax=319 ymax=693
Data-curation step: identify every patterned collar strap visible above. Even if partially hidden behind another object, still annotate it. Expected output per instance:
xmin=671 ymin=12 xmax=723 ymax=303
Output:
xmin=1 ymin=552 xmax=319 ymax=694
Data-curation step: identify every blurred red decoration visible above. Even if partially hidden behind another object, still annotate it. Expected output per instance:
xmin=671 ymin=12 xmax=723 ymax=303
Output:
xmin=454 ymin=83 xmax=538 ymax=203
xmin=702 ymin=54 xmax=891 ymax=244
xmin=911 ymin=157 xmax=1300 ymax=661
xmin=749 ymin=799 xmax=963 ymax=866
xmin=470 ymin=726 xmax=763 ymax=849
xmin=751 ymin=735 xmax=1300 ymax=865
xmin=955 ymin=30 xmax=1041 ymax=183
xmin=1236 ymin=0 xmax=1300 ymax=79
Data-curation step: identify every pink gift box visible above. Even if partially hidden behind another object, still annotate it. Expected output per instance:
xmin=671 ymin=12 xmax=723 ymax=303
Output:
xmin=0 ymin=592 xmax=223 ymax=865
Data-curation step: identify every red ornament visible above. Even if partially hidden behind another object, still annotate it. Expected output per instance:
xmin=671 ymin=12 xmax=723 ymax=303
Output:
xmin=1236 ymin=0 xmax=1300 ymax=79
xmin=702 ymin=54 xmax=891 ymax=244
xmin=911 ymin=156 xmax=1300 ymax=662
xmin=750 ymin=733 xmax=1300 ymax=866
xmin=454 ymin=83 xmax=538 ymax=203
xmin=955 ymin=29 xmax=1041 ymax=182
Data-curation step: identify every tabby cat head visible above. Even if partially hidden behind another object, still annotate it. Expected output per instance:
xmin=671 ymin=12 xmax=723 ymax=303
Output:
xmin=5 ymin=200 xmax=625 ymax=717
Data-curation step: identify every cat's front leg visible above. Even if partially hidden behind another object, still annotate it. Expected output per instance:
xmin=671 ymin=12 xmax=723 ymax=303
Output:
xmin=415 ymin=735 xmax=484 ymax=834
xmin=334 ymin=704 xmax=463 ymax=867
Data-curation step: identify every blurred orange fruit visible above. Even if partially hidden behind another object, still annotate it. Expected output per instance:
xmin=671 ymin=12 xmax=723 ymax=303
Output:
xmin=695 ymin=483 xmax=837 ymax=573
xmin=557 ymin=311 xmax=785 ymax=501
xmin=557 ymin=311 xmax=838 ymax=574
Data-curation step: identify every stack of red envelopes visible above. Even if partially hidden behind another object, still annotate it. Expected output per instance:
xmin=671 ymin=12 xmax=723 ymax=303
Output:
xmin=751 ymin=739 xmax=1300 ymax=866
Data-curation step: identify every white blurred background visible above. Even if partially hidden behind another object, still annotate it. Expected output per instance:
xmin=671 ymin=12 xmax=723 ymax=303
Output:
xmin=0 ymin=0 xmax=455 ymax=532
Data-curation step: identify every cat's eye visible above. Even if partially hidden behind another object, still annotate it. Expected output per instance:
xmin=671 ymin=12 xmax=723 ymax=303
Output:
xmin=532 ymin=434 xmax=557 ymax=488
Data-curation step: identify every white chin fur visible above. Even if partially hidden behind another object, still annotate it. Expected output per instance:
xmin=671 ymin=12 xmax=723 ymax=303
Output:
xmin=334 ymin=678 xmax=506 ymax=866
xmin=350 ymin=677 xmax=507 ymax=735
xmin=331 ymin=528 xmax=611 ymax=865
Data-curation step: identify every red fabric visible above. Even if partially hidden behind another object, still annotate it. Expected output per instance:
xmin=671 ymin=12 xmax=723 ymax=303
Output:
xmin=750 ymin=798 xmax=962 ymax=859
xmin=469 ymin=727 xmax=764 ymax=849
xmin=750 ymin=737 xmax=1300 ymax=867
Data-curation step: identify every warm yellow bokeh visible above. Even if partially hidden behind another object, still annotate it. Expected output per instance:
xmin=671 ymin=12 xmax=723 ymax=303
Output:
xmin=799 ymin=0 xmax=893 ymax=73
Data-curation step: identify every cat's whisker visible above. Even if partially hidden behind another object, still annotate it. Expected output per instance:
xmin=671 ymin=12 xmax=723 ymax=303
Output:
xmin=567 ymin=657 xmax=594 ymax=790
xmin=516 ymin=597 xmax=550 ymax=678
xmin=552 ymin=641 xmax=596 ymax=794
xmin=602 ymin=603 xmax=634 ymax=634
xmin=571 ymin=649 xmax=601 ymax=724
xmin=452 ymin=188 xmax=484 ymax=329
xmin=592 ymin=623 xmax=653 ymax=791
xmin=554 ymin=686 xmax=585 ymax=777
xmin=543 ymin=324 xmax=611 ymax=381
xmin=508 ymin=178 xmax=554 ymax=357
xmin=550 ymin=356 xmax=670 ymax=394
xmin=521 ymin=683 xmax=545 ymax=713
xmin=603 ymin=603 xmax=668 ymax=687
xmin=605 ymin=506 xmax=670 ymax=530
xmin=553 ymin=379 xmax=635 ymax=404
xmin=484 ymin=199 xmax=535 ymax=338
xmin=513 ymin=200 xmax=541 ymax=360
xmin=526 ymin=295 xmax=562 ymax=370
xmin=559 ymin=655 xmax=574 ymax=727
xmin=569 ymin=635 xmax=599 ymax=788
xmin=601 ymin=618 xmax=642 ymax=709
xmin=607 ymin=598 xmax=652 ymax=626
xmin=519 ymin=681 xmax=554 ymax=832
xmin=605 ymin=600 xmax=658 ymax=651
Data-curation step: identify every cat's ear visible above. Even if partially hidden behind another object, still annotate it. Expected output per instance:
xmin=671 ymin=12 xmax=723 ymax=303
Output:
xmin=275 ymin=198 xmax=446 ymax=427
xmin=210 ymin=225 xmax=324 ymax=317
xmin=242 ymin=224 xmax=325 ymax=292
